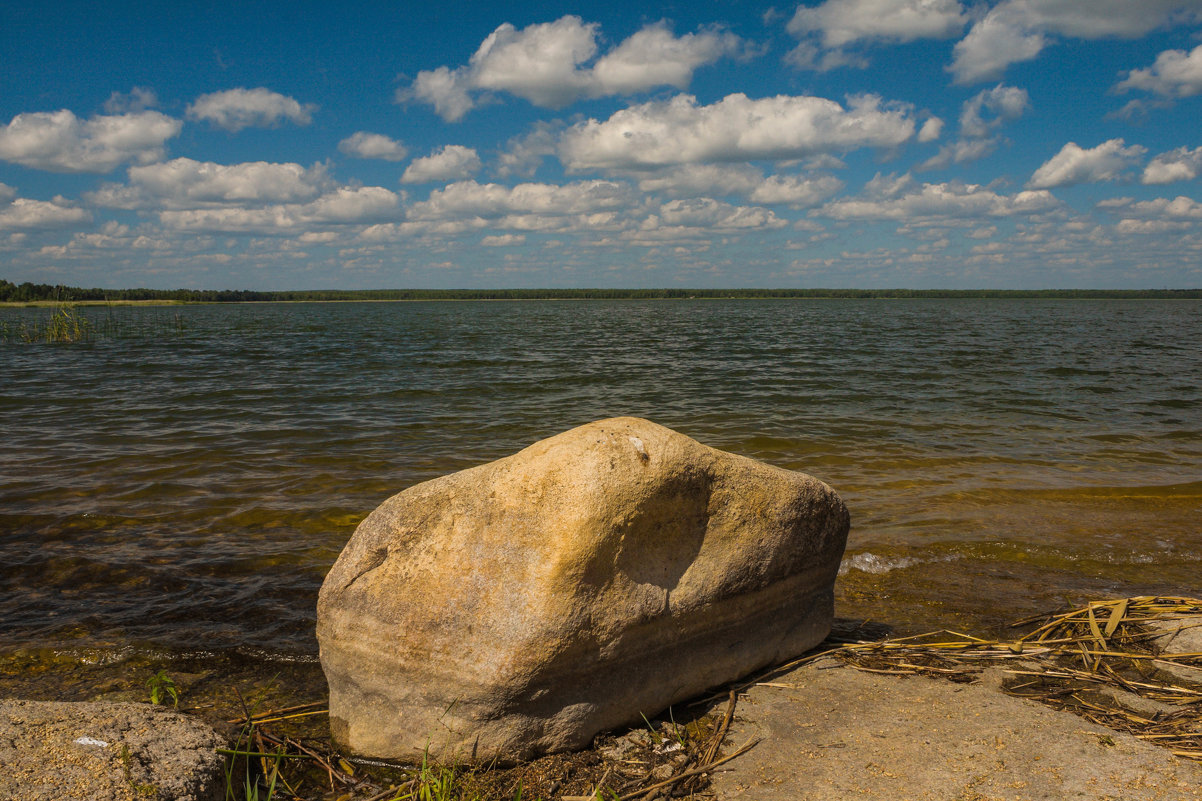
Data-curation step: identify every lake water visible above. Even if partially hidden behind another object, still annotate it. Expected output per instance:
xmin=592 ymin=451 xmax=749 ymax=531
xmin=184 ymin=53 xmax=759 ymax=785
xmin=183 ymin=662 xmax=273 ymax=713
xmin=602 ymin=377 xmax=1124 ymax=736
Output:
xmin=1 ymin=299 xmax=1200 ymax=672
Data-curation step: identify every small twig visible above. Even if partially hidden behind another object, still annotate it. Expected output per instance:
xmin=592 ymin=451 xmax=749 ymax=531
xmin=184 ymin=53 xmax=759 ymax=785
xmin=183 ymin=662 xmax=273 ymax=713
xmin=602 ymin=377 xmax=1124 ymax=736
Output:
xmin=591 ymin=766 xmax=613 ymax=798
xmin=360 ymin=784 xmax=403 ymax=801
xmin=225 ymin=701 xmax=326 ymax=725
xmin=894 ymin=662 xmax=976 ymax=675
xmin=701 ymin=690 xmax=737 ymax=767
xmin=243 ymin=709 xmax=330 ymax=725
xmin=255 ymin=730 xmax=352 ymax=789
xmin=283 ymin=735 xmax=356 ymax=785
xmin=215 ymin=749 xmax=314 ymax=759
xmin=846 ymin=665 xmax=915 ymax=675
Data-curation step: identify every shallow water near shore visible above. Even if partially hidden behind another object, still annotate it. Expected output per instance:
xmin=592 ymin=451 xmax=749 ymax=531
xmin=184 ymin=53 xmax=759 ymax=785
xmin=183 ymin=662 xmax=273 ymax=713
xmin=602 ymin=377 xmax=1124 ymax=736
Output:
xmin=1 ymin=298 xmax=1199 ymax=689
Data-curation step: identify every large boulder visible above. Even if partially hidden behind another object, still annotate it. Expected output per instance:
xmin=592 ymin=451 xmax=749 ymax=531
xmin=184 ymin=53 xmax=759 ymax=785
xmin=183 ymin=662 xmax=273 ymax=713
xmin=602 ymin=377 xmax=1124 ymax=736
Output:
xmin=317 ymin=417 xmax=849 ymax=763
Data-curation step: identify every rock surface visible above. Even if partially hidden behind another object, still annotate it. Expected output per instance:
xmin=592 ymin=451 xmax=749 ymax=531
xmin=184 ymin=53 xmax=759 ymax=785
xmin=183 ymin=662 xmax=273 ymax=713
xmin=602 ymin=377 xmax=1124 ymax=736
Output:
xmin=1149 ymin=618 xmax=1202 ymax=686
xmin=1152 ymin=618 xmax=1202 ymax=656
xmin=0 ymin=699 xmax=225 ymax=801
xmin=711 ymin=657 xmax=1202 ymax=801
xmin=318 ymin=417 xmax=849 ymax=763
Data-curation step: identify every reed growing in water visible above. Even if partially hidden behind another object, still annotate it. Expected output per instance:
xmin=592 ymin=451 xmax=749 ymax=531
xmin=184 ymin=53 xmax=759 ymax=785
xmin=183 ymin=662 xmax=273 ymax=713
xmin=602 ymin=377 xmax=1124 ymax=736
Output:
xmin=0 ymin=302 xmax=189 ymax=343
xmin=0 ymin=302 xmax=96 ymax=343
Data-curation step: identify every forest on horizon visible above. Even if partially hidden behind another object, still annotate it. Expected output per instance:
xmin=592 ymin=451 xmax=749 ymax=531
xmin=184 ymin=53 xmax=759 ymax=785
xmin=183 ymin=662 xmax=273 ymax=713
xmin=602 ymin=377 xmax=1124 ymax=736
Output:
xmin=3 ymin=279 xmax=1200 ymax=303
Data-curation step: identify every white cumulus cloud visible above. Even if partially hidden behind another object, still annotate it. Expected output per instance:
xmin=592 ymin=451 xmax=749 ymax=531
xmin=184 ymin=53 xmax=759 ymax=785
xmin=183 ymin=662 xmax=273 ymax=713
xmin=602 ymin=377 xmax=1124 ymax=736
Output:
xmin=103 ymin=87 xmax=158 ymax=114
xmin=407 ymin=16 xmax=740 ymax=121
xmin=187 ymin=88 xmax=317 ymax=132
xmin=917 ymin=118 xmax=944 ymax=143
xmin=132 ymin=159 xmax=328 ymax=206
xmin=949 ymin=13 xmax=1045 ymax=85
xmin=1116 ymin=43 xmax=1202 ymax=98
xmin=495 ymin=125 xmax=559 ymax=178
xmin=481 ymin=233 xmax=526 ymax=246
xmin=86 ymin=159 xmax=331 ymax=209
xmin=407 ymin=179 xmax=634 ymax=220
xmin=465 ymin=16 xmax=598 ymax=108
xmin=1027 ymin=139 xmax=1147 ymax=189
xmin=303 ymin=188 xmax=400 ymax=222
xmin=918 ymin=138 xmax=1000 ymax=170
xmin=1143 ymin=146 xmax=1202 ymax=184
xmin=788 ymin=0 xmax=967 ymax=48
xmin=1114 ymin=218 xmax=1195 ymax=234
xmin=338 ymin=132 xmax=409 ymax=161
xmin=635 ymin=164 xmax=765 ymax=198
xmin=749 ymin=174 xmax=845 ymax=206
xmin=410 ymin=67 xmax=476 ymax=124
xmin=590 ymin=23 xmax=740 ymax=94
xmin=960 ymin=84 xmax=1030 ymax=138
xmin=401 ymin=145 xmax=483 ymax=184
xmin=951 ymin=0 xmax=1202 ymax=84
xmin=784 ymin=42 xmax=871 ymax=72
xmin=157 ymin=186 xmax=400 ymax=232
xmin=654 ymin=197 xmax=785 ymax=230
xmin=0 ymin=195 xmax=92 ymax=230
xmin=0 ymin=109 xmax=181 ymax=173
xmin=819 ymin=173 xmax=1059 ymax=219
xmin=785 ymin=0 xmax=966 ymax=72
xmin=558 ymin=93 xmax=916 ymax=171
xmin=920 ymin=84 xmax=1029 ymax=170
xmin=1112 ymin=195 xmax=1202 ymax=219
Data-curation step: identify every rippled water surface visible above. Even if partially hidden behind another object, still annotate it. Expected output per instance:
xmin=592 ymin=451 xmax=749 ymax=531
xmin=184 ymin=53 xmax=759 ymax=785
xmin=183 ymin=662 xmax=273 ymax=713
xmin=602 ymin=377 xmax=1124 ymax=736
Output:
xmin=2 ymin=299 xmax=1199 ymax=665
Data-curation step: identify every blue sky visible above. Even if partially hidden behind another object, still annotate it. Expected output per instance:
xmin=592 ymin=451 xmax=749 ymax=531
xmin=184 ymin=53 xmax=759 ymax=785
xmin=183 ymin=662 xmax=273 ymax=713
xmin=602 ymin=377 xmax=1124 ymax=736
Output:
xmin=2 ymin=0 xmax=1202 ymax=290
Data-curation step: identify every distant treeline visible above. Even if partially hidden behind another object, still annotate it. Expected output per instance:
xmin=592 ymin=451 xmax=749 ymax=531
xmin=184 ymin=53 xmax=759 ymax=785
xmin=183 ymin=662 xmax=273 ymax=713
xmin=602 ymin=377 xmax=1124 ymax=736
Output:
xmin=3 ymin=279 xmax=1200 ymax=303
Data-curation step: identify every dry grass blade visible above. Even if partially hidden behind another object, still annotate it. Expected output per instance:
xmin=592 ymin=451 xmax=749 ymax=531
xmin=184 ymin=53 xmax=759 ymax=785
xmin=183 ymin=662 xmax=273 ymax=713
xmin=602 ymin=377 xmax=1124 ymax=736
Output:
xmin=1086 ymin=606 xmax=1107 ymax=652
xmin=1104 ymin=599 xmax=1129 ymax=639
